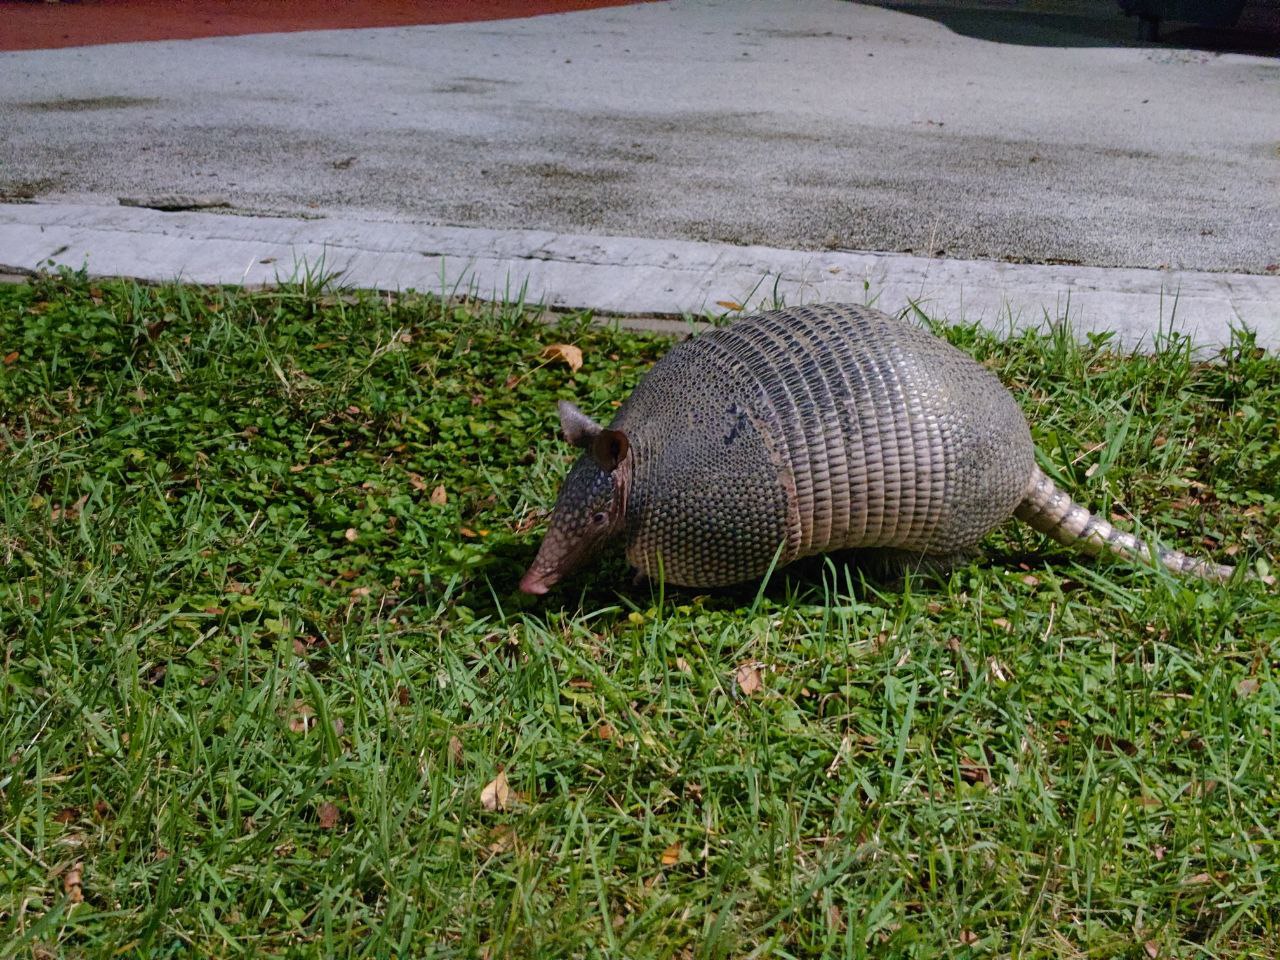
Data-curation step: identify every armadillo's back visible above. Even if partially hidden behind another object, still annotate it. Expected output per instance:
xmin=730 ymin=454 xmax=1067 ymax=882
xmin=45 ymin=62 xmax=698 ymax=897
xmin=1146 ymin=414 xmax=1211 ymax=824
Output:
xmin=615 ymin=303 xmax=1034 ymax=587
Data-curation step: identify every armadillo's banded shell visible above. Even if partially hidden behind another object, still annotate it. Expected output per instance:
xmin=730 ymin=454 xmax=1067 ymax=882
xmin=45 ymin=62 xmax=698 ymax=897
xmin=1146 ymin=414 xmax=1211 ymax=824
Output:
xmin=614 ymin=304 xmax=1035 ymax=587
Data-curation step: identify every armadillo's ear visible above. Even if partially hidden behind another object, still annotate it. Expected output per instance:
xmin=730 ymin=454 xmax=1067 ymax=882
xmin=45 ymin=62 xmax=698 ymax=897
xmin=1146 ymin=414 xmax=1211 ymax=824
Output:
xmin=589 ymin=429 xmax=630 ymax=473
xmin=558 ymin=400 xmax=602 ymax=447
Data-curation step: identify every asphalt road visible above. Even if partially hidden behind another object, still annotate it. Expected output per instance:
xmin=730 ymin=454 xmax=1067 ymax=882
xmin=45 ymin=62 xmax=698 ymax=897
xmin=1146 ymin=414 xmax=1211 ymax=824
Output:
xmin=2 ymin=0 xmax=1279 ymax=274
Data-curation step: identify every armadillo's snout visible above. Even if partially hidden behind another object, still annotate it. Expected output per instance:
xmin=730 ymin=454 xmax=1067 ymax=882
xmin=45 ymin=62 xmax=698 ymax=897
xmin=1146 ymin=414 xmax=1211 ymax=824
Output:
xmin=518 ymin=566 xmax=554 ymax=595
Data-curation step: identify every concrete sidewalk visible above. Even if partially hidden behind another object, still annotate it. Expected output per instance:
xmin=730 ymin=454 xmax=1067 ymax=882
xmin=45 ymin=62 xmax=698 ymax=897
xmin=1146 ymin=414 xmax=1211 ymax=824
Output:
xmin=3 ymin=0 xmax=1278 ymax=347
xmin=3 ymin=201 xmax=1276 ymax=350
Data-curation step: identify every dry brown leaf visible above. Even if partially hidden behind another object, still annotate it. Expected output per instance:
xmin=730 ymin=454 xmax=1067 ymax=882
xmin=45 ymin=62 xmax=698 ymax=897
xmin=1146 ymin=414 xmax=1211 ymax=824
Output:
xmin=1185 ymin=872 xmax=1212 ymax=885
xmin=992 ymin=617 xmax=1012 ymax=632
xmin=541 ymin=343 xmax=583 ymax=373
xmin=459 ymin=526 xmax=478 ymax=538
xmin=675 ymin=657 xmax=692 ymax=674
xmin=715 ymin=300 xmax=744 ymax=311
xmin=288 ymin=701 xmax=315 ymax=734
xmin=660 ymin=841 xmax=681 ymax=866
xmin=487 ymin=824 xmax=517 ymax=854
xmin=987 ymin=657 xmax=1011 ymax=682
xmin=407 ymin=472 xmax=427 ymax=492
xmin=481 ymin=770 xmax=513 ymax=811
xmin=597 ymin=723 xmax=616 ymax=741
xmin=736 ymin=662 xmax=762 ymax=696
xmin=50 ymin=494 xmax=88 ymax=523
xmin=317 ymin=802 xmax=340 ymax=829
xmin=430 ymin=485 xmax=448 ymax=506
xmin=1236 ymin=677 xmax=1260 ymax=697
xmin=2 ymin=351 xmax=18 ymax=366
xmin=958 ymin=930 xmax=979 ymax=945
xmin=448 ymin=735 xmax=464 ymax=765
xmin=63 ymin=863 xmax=84 ymax=904
xmin=1144 ymin=941 xmax=1159 ymax=959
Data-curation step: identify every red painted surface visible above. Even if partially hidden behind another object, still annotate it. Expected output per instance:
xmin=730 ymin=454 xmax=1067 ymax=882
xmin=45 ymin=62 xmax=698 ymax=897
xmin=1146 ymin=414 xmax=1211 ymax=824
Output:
xmin=0 ymin=0 xmax=651 ymax=52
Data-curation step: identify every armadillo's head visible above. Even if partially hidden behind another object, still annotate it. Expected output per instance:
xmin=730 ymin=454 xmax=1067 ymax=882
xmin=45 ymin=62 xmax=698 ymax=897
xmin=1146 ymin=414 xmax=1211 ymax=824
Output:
xmin=520 ymin=401 xmax=631 ymax=595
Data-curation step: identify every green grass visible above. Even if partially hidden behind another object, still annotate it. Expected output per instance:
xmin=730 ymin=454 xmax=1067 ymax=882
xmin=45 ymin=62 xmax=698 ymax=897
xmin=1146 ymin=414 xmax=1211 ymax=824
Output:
xmin=1 ymin=270 xmax=1277 ymax=959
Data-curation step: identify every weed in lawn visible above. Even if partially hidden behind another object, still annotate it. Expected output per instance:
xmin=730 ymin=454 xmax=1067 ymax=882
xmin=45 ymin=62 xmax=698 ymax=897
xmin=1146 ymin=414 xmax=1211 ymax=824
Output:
xmin=0 ymin=271 xmax=1277 ymax=957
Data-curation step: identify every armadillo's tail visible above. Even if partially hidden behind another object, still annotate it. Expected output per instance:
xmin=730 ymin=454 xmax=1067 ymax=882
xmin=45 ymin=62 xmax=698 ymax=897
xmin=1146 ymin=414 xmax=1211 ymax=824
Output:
xmin=1014 ymin=464 xmax=1235 ymax=583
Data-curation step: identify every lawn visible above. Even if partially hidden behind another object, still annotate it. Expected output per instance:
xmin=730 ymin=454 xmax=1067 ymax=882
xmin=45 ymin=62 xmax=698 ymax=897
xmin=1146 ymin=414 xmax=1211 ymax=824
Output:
xmin=1 ymin=270 xmax=1277 ymax=958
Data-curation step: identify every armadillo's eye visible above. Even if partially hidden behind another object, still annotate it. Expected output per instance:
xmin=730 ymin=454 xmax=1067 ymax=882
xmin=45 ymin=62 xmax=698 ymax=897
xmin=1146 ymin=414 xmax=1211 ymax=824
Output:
xmin=592 ymin=512 xmax=608 ymax=525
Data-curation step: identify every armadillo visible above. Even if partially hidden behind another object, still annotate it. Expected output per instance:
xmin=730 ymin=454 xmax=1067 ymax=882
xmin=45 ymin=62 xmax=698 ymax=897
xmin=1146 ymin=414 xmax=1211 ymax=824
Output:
xmin=519 ymin=302 xmax=1235 ymax=594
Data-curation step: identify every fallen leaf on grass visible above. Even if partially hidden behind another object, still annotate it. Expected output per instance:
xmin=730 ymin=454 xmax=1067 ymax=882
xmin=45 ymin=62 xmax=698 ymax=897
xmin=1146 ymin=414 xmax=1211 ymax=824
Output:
xmin=481 ymin=770 xmax=513 ymax=811
xmin=2 ymin=351 xmax=18 ymax=365
xmin=715 ymin=300 xmax=744 ymax=311
xmin=987 ymin=657 xmax=1012 ymax=682
xmin=316 ymin=802 xmax=340 ymax=829
xmin=660 ymin=841 xmax=681 ymax=866
xmin=1144 ymin=941 xmax=1159 ymax=959
xmin=407 ymin=472 xmax=427 ymax=492
xmin=287 ymin=701 xmax=316 ymax=734
xmin=735 ymin=662 xmax=762 ymax=696
xmin=448 ymin=735 xmax=464 ymax=765
xmin=596 ymin=723 xmax=616 ymax=740
xmin=50 ymin=494 xmax=89 ymax=523
xmin=487 ymin=824 xmax=517 ymax=854
xmin=63 ymin=863 xmax=84 ymax=904
xmin=541 ymin=343 xmax=583 ymax=373
xmin=958 ymin=930 xmax=978 ymax=945
xmin=430 ymin=485 xmax=448 ymax=506
xmin=1236 ymin=677 xmax=1259 ymax=697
